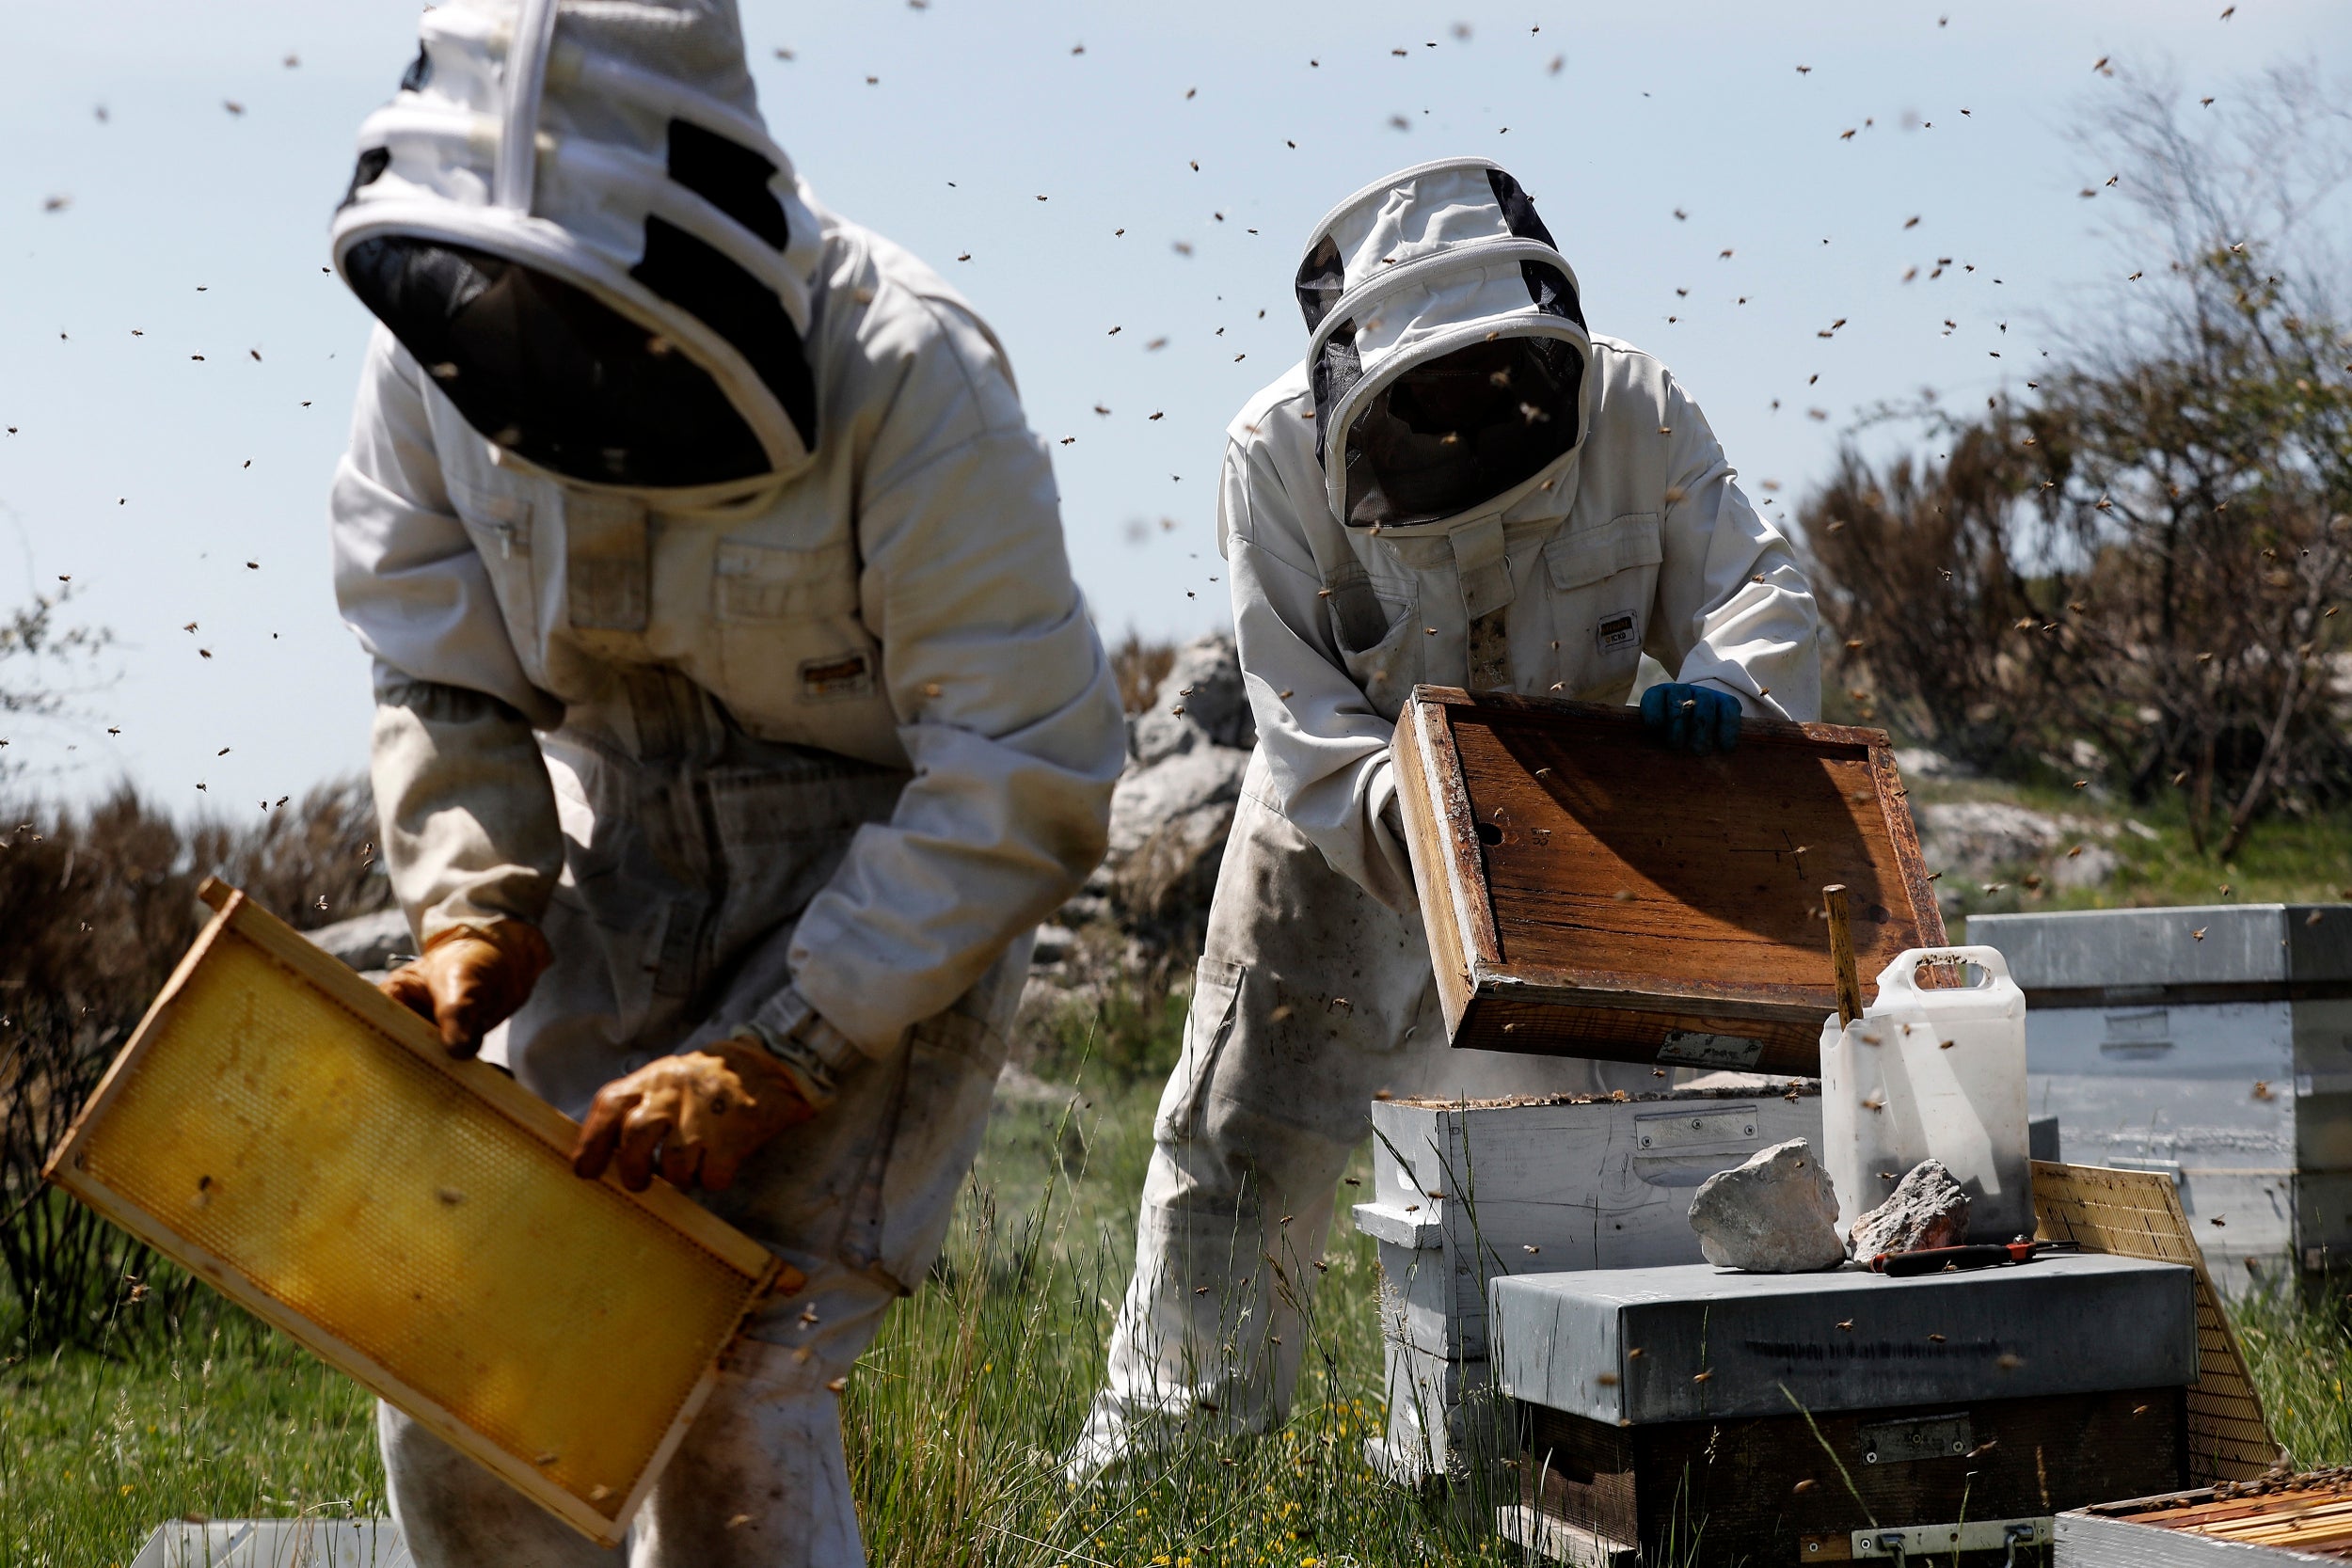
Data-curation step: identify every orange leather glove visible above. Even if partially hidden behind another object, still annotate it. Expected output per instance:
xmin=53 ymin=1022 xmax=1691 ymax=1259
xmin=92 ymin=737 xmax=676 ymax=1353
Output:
xmin=379 ymin=921 xmax=552 ymax=1057
xmin=570 ymin=1038 xmax=818 ymax=1194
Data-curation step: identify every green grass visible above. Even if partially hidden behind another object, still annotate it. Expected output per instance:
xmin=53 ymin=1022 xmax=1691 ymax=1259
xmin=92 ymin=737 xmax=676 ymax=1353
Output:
xmin=18 ymin=789 xmax=2352 ymax=1564
xmin=2229 ymin=1283 xmax=2352 ymax=1473
xmin=847 ymin=1071 xmax=1518 ymax=1568
xmin=0 ymin=1312 xmax=382 ymax=1566
xmin=0 ymin=1060 xmax=1511 ymax=1568
xmin=12 ymin=1065 xmax=2352 ymax=1565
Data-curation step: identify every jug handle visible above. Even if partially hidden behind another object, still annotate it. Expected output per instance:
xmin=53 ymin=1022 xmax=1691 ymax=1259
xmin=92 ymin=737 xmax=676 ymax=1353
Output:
xmin=1871 ymin=944 xmax=2014 ymax=1002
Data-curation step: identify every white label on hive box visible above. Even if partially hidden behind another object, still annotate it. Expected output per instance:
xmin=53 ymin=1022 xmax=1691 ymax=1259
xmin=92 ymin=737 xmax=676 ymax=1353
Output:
xmin=1657 ymin=1029 xmax=1764 ymax=1068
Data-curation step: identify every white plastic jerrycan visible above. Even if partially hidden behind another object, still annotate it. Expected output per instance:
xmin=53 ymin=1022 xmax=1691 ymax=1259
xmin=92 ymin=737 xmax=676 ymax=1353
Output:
xmin=1820 ymin=945 xmax=2032 ymax=1247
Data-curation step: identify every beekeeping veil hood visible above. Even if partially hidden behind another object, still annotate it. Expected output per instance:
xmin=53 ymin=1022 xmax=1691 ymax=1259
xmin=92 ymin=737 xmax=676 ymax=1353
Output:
xmin=330 ymin=0 xmax=822 ymax=497
xmin=1295 ymin=158 xmax=1592 ymax=531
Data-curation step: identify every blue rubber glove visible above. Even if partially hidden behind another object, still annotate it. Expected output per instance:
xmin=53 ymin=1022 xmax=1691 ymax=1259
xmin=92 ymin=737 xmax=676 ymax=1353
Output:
xmin=1640 ymin=682 xmax=1742 ymax=756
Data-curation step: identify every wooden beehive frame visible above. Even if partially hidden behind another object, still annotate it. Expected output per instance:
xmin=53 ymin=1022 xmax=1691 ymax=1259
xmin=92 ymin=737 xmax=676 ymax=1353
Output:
xmin=2096 ymin=1484 xmax=2352 ymax=1554
xmin=44 ymin=881 xmax=786 ymax=1544
xmin=2032 ymin=1160 xmax=2279 ymax=1484
xmin=1391 ymin=687 xmax=1945 ymax=1074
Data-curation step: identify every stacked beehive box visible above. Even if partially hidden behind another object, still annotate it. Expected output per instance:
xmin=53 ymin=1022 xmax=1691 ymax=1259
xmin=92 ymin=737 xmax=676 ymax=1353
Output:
xmin=1353 ymin=1084 xmax=1820 ymax=1482
xmin=1971 ymin=904 xmax=2352 ymax=1291
xmin=1492 ymin=1256 xmax=2201 ymax=1565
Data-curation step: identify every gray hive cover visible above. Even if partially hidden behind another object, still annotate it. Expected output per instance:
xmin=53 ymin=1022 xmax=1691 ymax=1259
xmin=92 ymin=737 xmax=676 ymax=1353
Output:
xmin=1968 ymin=905 xmax=2352 ymax=1004
xmin=1490 ymin=1255 xmax=2197 ymax=1424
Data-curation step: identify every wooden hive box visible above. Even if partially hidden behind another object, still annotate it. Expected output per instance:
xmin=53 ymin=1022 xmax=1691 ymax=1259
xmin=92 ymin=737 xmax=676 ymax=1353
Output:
xmin=1391 ymin=687 xmax=1945 ymax=1076
xmin=1492 ymin=1253 xmax=2201 ymax=1566
xmin=44 ymin=882 xmax=786 ymax=1545
xmin=1490 ymin=1164 xmax=2279 ymax=1564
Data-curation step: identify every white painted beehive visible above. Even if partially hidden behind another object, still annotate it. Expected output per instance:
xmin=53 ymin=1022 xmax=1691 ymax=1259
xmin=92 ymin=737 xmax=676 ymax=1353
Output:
xmin=1352 ymin=1083 xmax=1822 ymax=1483
xmin=130 ymin=1519 xmax=409 ymax=1568
xmin=1972 ymin=905 xmax=2352 ymax=1295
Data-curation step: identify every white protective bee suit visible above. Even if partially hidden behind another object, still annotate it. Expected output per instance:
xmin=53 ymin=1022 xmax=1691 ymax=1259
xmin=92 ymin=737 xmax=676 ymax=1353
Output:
xmin=327 ymin=3 xmax=1125 ymax=1562
xmin=1071 ymin=158 xmax=1822 ymax=1477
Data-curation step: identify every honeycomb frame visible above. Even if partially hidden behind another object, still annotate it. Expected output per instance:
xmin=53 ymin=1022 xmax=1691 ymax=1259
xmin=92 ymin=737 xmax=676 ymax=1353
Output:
xmin=45 ymin=881 xmax=784 ymax=1544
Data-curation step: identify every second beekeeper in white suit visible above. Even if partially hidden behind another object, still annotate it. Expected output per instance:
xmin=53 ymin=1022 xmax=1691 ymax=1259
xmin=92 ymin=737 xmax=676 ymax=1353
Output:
xmin=1071 ymin=157 xmax=1823 ymax=1478
xmin=326 ymin=2 xmax=1125 ymax=1562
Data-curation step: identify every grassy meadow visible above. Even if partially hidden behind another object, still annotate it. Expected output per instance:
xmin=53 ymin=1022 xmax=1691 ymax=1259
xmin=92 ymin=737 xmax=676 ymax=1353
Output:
xmin=12 ymin=1043 xmax=2352 ymax=1567
xmin=14 ymin=780 xmax=2352 ymax=1565
xmin=0 ymin=1316 xmax=385 ymax=1565
xmin=0 ymin=1006 xmax=1524 ymax=1568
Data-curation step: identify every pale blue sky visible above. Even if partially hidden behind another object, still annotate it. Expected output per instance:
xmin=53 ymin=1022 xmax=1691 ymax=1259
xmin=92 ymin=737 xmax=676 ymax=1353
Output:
xmin=4 ymin=0 xmax=2345 ymax=808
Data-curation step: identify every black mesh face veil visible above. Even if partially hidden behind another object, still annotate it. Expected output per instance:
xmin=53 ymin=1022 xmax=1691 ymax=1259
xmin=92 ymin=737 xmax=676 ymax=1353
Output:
xmin=336 ymin=2 xmax=831 ymax=491
xmin=1340 ymin=335 xmax=1582 ymax=529
xmin=343 ymin=234 xmax=771 ymax=488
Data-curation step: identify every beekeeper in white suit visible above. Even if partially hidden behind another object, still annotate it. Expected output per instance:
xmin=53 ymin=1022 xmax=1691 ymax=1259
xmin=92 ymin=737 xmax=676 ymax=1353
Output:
xmin=327 ymin=2 xmax=1124 ymax=1561
xmin=1069 ymin=158 xmax=1822 ymax=1479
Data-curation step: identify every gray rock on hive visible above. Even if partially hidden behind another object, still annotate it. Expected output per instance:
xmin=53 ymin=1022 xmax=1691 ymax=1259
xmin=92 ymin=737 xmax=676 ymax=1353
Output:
xmin=1686 ymin=1138 xmax=1847 ymax=1274
xmin=1847 ymin=1159 xmax=1973 ymax=1259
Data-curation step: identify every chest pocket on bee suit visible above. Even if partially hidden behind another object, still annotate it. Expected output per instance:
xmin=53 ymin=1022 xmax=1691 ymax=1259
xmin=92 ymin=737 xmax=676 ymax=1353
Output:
xmin=1323 ymin=560 xmax=1422 ymax=722
xmin=561 ymin=491 xmax=652 ymax=662
xmin=711 ymin=537 xmax=882 ymax=738
xmin=1542 ymin=512 xmax=1662 ymax=701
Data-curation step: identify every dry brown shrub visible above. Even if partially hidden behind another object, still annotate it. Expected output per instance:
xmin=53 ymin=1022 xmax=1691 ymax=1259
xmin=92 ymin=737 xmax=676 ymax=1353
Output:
xmin=1110 ymin=630 xmax=1176 ymax=717
xmin=1805 ymin=68 xmax=2352 ymax=855
xmin=0 ymin=779 xmax=391 ymax=1349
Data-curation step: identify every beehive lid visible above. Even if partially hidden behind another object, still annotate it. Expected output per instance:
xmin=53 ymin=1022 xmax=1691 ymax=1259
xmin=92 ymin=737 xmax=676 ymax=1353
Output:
xmin=1490 ymin=1254 xmax=2198 ymax=1424
xmin=1969 ymin=905 xmax=2352 ymax=1004
xmin=1391 ymin=687 xmax=1943 ymax=1075
xmin=45 ymin=884 xmax=784 ymax=1545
